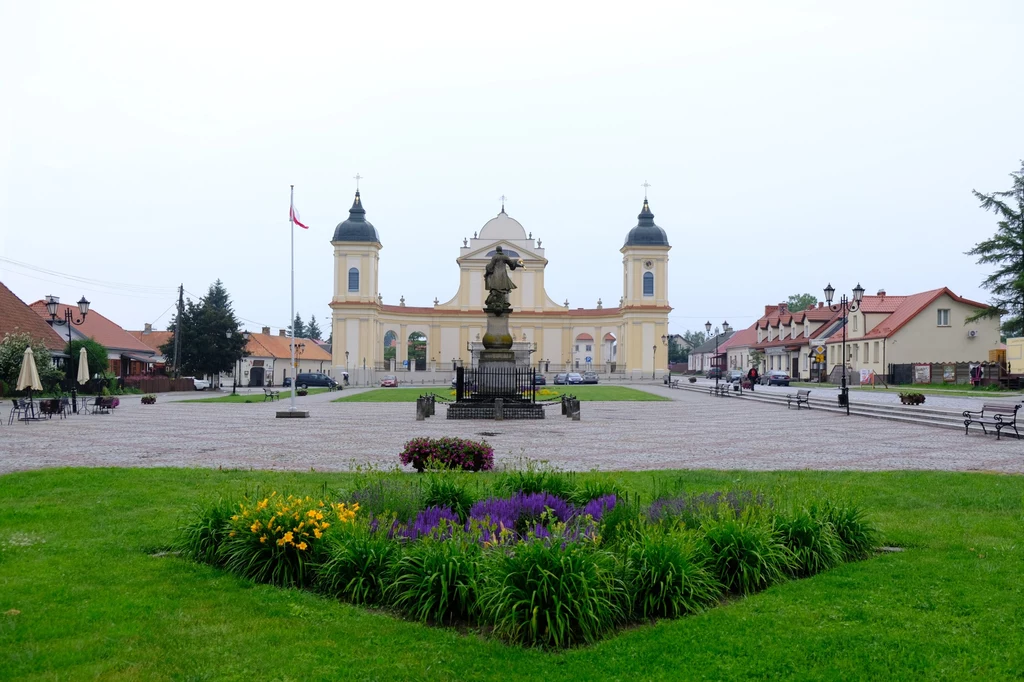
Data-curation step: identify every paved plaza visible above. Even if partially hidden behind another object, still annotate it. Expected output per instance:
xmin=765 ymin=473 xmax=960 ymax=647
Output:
xmin=2 ymin=385 xmax=1021 ymax=475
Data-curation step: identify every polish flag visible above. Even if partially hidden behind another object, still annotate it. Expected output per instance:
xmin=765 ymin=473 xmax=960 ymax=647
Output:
xmin=290 ymin=201 xmax=309 ymax=229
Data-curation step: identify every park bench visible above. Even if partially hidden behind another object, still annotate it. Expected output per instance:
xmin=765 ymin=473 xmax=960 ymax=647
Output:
xmin=962 ymin=402 xmax=1020 ymax=440
xmin=787 ymin=389 xmax=811 ymax=410
xmin=263 ymin=387 xmax=281 ymax=402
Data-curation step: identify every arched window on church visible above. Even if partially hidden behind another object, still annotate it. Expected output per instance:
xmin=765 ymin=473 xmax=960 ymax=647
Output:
xmin=348 ymin=268 xmax=359 ymax=292
xmin=643 ymin=271 xmax=654 ymax=297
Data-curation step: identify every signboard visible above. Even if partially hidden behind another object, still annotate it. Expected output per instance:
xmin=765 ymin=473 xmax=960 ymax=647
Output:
xmin=814 ymin=345 xmax=825 ymax=355
xmin=943 ymin=364 xmax=956 ymax=383
xmin=913 ymin=363 xmax=932 ymax=384
xmin=860 ymin=369 xmax=876 ymax=386
xmin=814 ymin=354 xmax=825 ymax=363
xmin=585 ymin=356 xmax=592 ymax=363
xmin=403 ymin=360 xmax=409 ymax=367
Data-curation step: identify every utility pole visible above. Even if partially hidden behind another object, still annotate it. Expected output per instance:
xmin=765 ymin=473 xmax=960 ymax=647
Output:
xmin=172 ymin=284 xmax=184 ymax=377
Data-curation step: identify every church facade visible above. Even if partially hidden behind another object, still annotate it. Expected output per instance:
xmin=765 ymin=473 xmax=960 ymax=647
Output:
xmin=329 ymin=192 xmax=672 ymax=380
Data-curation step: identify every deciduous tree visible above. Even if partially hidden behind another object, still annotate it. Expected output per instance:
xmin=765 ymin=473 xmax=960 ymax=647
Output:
xmin=787 ymin=293 xmax=818 ymax=312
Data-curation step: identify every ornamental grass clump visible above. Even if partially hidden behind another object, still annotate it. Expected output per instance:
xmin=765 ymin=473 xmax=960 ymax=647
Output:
xmin=623 ymin=529 xmax=723 ymax=620
xmin=819 ymin=499 xmax=878 ymax=561
xmin=350 ymin=477 xmax=423 ymax=523
xmin=776 ymin=504 xmax=844 ymax=578
xmin=422 ymin=474 xmax=477 ymax=523
xmin=478 ymin=538 xmax=627 ymax=648
xmin=176 ymin=498 xmax=235 ymax=565
xmin=400 ymin=436 xmax=494 ymax=472
xmin=648 ymin=490 xmax=767 ymax=529
xmin=316 ymin=521 xmax=398 ymax=606
xmin=385 ymin=532 xmax=482 ymax=624
xmin=700 ymin=509 xmax=793 ymax=595
xmin=220 ymin=493 xmax=358 ymax=588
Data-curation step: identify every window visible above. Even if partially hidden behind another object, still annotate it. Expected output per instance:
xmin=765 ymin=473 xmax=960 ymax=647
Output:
xmin=863 ymin=343 xmax=869 ymax=363
xmin=585 ymin=344 xmax=592 ymax=351
xmin=348 ymin=268 xmax=359 ymax=292
xmin=937 ymin=309 xmax=950 ymax=326
xmin=642 ymin=272 xmax=654 ymax=296
xmin=874 ymin=341 xmax=879 ymax=361
xmin=852 ymin=315 xmax=858 ymax=332
xmin=575 ymin=345 xmax=579 ymax=352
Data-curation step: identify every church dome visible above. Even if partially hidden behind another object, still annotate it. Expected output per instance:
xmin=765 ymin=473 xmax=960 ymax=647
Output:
xmin=624 ymin=199 xmax=670 ymax=247
xmin=332 ymin=191 xmax=380 ymax=243
xmin=478 ymin=209 xmax=527 ymax=240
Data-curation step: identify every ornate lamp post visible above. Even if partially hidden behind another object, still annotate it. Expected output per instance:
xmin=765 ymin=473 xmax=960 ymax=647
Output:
xmin=661 ymin=334 xmax=669 ymax=384
xmin=45 ymin=294 xmax=90 ymax=413
xmin=824 ymin=282 xmax=865 ymax=415
xmin=705 ymin=320 xmax=730 ymax=390
xmin=226 ymin=330 xmax=250 ymax=395
xmin=652 ymin=344 xmax=657 ymax=380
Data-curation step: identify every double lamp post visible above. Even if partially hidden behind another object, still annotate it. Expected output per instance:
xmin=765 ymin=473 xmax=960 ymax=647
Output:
xmin=705 ymin=320 xmax=731 ymax=390
xmin=44 ymin=294 xmax=90 ymax=413
xmin=824 ymin=282 xmax=864 ymax=416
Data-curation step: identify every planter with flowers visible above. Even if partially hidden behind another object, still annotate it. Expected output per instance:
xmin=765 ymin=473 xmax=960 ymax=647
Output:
xmin=141 ymin=394 xmax=157 ymax=405
xmin=899 ymin=392 xmax=925 ymax=405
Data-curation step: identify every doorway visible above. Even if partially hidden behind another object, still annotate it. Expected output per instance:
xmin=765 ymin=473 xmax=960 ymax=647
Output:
xmin=249 ymin=366 xmax=265 ymax=387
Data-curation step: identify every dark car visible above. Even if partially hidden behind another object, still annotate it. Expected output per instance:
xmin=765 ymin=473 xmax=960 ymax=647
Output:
xmin=760 ymin=370 xmax=791 ymax=386
xmin=294 ymin=372 xmax=338 ymax=389
xmin=581 ymin=371 xmax=599 ymax=384
xmin=534 ymin=374 xmax=547 ymax=385
xmin=705 ymin=367 xmax=724 ymax=379
xmin=567 ymin=372 xmax=584 ymax=385
xmin=554 ymin=373 xmax=568 ymax=385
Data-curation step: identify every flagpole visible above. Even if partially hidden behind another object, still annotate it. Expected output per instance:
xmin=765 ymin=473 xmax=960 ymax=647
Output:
xmin=289 ymin=184 xmax=296 ymax=413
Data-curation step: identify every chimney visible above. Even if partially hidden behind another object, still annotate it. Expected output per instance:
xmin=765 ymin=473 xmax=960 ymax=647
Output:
xmin=261 ymin=326 xmax=270 ymax=335
xmin=279 ymin=329 xmax=286 ymax=337
xmin=143 ymin=323 xmax=152 ymax=334
xmin=818 ymin=302 xmax=824 ymax=309
xmin=778 ymin=302 xmax=788 ymax=314
xmin=877 ymin=289 xmax=886 ymax=297
xmin=764 ymin=305 xmax=778 ymax=316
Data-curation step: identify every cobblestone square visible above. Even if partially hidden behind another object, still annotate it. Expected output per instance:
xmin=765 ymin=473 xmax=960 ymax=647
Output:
xmin=2 ymin=386 xmax=1021 ymax=474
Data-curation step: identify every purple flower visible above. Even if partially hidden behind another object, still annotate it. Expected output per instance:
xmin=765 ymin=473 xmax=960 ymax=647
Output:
xmin=582 ymin=494 xmax=616 ymax=521
xmin=392 ymin=506 xmax=460 ymax=541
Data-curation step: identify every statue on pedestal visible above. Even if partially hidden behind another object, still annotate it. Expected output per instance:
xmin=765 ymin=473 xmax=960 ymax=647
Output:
xmin=483 ymin=246 xmax=524 ymax=313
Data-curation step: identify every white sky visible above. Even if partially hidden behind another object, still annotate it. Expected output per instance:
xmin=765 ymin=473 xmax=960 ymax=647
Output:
xmin=2 ymin=0 xmax=1022 ymax=336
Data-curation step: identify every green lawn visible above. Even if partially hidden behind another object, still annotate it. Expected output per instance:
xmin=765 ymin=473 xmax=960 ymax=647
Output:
xmin=180 ymin=387 xmax=332 ymax=403
xmin=335 ymin=385 xmax=667 ymax=402
xmin=2 ymin=468 xmax=1022 ymax=680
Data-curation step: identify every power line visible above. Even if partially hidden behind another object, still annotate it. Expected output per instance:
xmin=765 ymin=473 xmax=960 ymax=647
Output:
xmin=0 ymin=257 xmax=176 ymax=295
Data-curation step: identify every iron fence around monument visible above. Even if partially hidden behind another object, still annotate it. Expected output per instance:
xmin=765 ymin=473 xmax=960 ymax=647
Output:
xmin=455 ymin=366 xmax=536 ymax=402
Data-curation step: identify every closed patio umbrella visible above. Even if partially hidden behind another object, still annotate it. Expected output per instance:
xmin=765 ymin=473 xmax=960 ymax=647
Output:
xmin=77 ymin=347 xmax=90 ymax=385
xmin=16 ymin=346 xmax=43 ymax=392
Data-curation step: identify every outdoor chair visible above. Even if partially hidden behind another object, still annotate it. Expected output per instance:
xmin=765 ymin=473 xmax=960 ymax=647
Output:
xmin=8 ymin=399 xmax=27 ymax=425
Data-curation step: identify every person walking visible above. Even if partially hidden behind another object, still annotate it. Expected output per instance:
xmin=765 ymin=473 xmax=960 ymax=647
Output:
xmin=747 ymin=366 xmax=759 ymax=391
xmin=970 ymin=364 xmax=982 ymax=388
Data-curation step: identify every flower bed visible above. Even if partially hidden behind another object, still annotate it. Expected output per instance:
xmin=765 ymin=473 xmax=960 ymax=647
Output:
xmin=177 ymin=467 xmax=877 ymax=649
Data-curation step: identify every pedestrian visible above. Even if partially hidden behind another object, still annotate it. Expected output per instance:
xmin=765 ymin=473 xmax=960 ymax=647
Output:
xmin=747 ymin=366 xmax=759 ymax=391
xmin=970 ymin=364 xmax=982 ymax=388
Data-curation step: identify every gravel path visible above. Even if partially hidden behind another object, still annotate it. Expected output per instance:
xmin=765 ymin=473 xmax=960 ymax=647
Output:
xmin=1 ymin=386 xmax=1021 ymax=475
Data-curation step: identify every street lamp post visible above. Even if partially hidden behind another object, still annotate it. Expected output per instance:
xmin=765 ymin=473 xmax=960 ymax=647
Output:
xmin=652 ymin=345 xmax=657 ymax=380
xmin=705 ymin=320 xmax=730 ymax=390
xmin=226 ymin=330 xmax=250 ymax=396
xmin=661 ymin=334 xmax=669 ymax=384
xmin=45 ymin=294 xmax=90 ymax=413
xmin=824 ymin=282 xmax=864 ymax=415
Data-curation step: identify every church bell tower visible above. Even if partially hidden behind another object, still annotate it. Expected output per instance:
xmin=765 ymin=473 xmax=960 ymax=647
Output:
xmin=620 ymin=196 xmax=671 ymax=377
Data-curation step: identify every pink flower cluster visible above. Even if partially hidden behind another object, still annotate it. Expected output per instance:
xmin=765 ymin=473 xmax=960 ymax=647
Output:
xmin=399 ymin=436 xmax=495 ymax=472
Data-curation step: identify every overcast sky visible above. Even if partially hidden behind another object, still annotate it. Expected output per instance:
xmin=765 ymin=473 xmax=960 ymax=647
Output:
xmin=3 ymin=0 xmax=1022 ymax=337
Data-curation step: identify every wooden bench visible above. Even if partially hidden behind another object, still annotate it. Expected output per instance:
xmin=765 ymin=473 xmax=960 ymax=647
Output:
xmin=963 ymin=403 xmax=1020 ymax=440
xmin=263 ymin=387 xmax=281 ymax=402
xmin=787 ymin=389 xmax=811 ymax=409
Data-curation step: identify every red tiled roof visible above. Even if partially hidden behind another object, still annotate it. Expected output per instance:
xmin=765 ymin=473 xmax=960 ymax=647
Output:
xmin=823 ymin=288 xmax=988 ymax=342
xmin=244 ymin=333 xmax=332 ymax=361
xmin=29 ymin=300 xmax=153 ymax=353
xmin=574 ymin=333 xmax=594 ymax=341
xmin=0 ymin=282 xmax=67 ymax=351
xmin=128 ymin=330 xmax=173 ymax=354
xmin=719 ymin=324 xmax=757 ymax=350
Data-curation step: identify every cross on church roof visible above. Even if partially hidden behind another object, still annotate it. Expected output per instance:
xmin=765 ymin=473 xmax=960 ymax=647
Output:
xmin=641 ymin=180 xmax=651 ymax=199
xmin=353 ymin=173 xmax=364 ymax=190
xmin=500 ymin=195 xmax=507 ymax=212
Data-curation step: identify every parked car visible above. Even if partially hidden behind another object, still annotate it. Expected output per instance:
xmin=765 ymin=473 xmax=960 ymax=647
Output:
xmin=534 ymin=374 xmax=547 ymax=385
xmin=380 ymin=375 xmax=398 ymax=387
xmin=186 ymin=377 xmax=210 ymax=391
xmin=295 ymin=372 xmax=338 ymax=389
xmin=567 ymin=372 xmax=584 ymax=385
xmin=760 ymin=370 xmax=791 ymax=386
xmin=726 ymin=370 xmax=745 ymax=383
xmin=554 ymin=373 xmax=568 ymax=385
xmin=581 ymin=371 xmax=599 ymax=384
xmin=705 ymin=368 xmax=723 ymax=379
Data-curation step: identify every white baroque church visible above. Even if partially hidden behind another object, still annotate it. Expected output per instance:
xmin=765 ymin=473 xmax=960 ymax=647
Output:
xmin=329 ymin=192 xmax=672 ymax=380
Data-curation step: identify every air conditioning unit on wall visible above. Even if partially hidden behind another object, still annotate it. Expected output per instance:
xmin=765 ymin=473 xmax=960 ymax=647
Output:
xmin=967 ymin=329 xmax=978 ymax=338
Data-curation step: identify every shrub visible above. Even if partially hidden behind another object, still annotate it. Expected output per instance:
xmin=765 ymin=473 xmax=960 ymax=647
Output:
xmin=493 ymin=459 xmax=575 ymax=499
xmin=775 ymin=505 xmax=844 ymax=578
xmin=390 ymin=506 xmax=461 ymax=541
xmin=570 ymin=479 xmax=623 ymax=505
xmin=623 ymin=529 xmax=723 ymax=619
xmin=176 ymin=499 xmax=234 ymax=565
xmin=385 ymin=534 xmax=482 ymax=624
xmin=423 ymin=474 xmax=477 ymax=523
xmin=399 ymin=437 xmax=494 ymax=472
xmin=648 ymin=490 xmax=767 ymax=529
xmin=220 ymin=493 xmax=358 ymax=588
xmin=478 ymin=539 xmax=627 ymax=647
xmin=316 ymin=522 xmax=399 ymax=605
xmin=701 ymin=510 xmax=793 ymax=594
xmin=820 ymin=500 xmax=878 ymax=561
